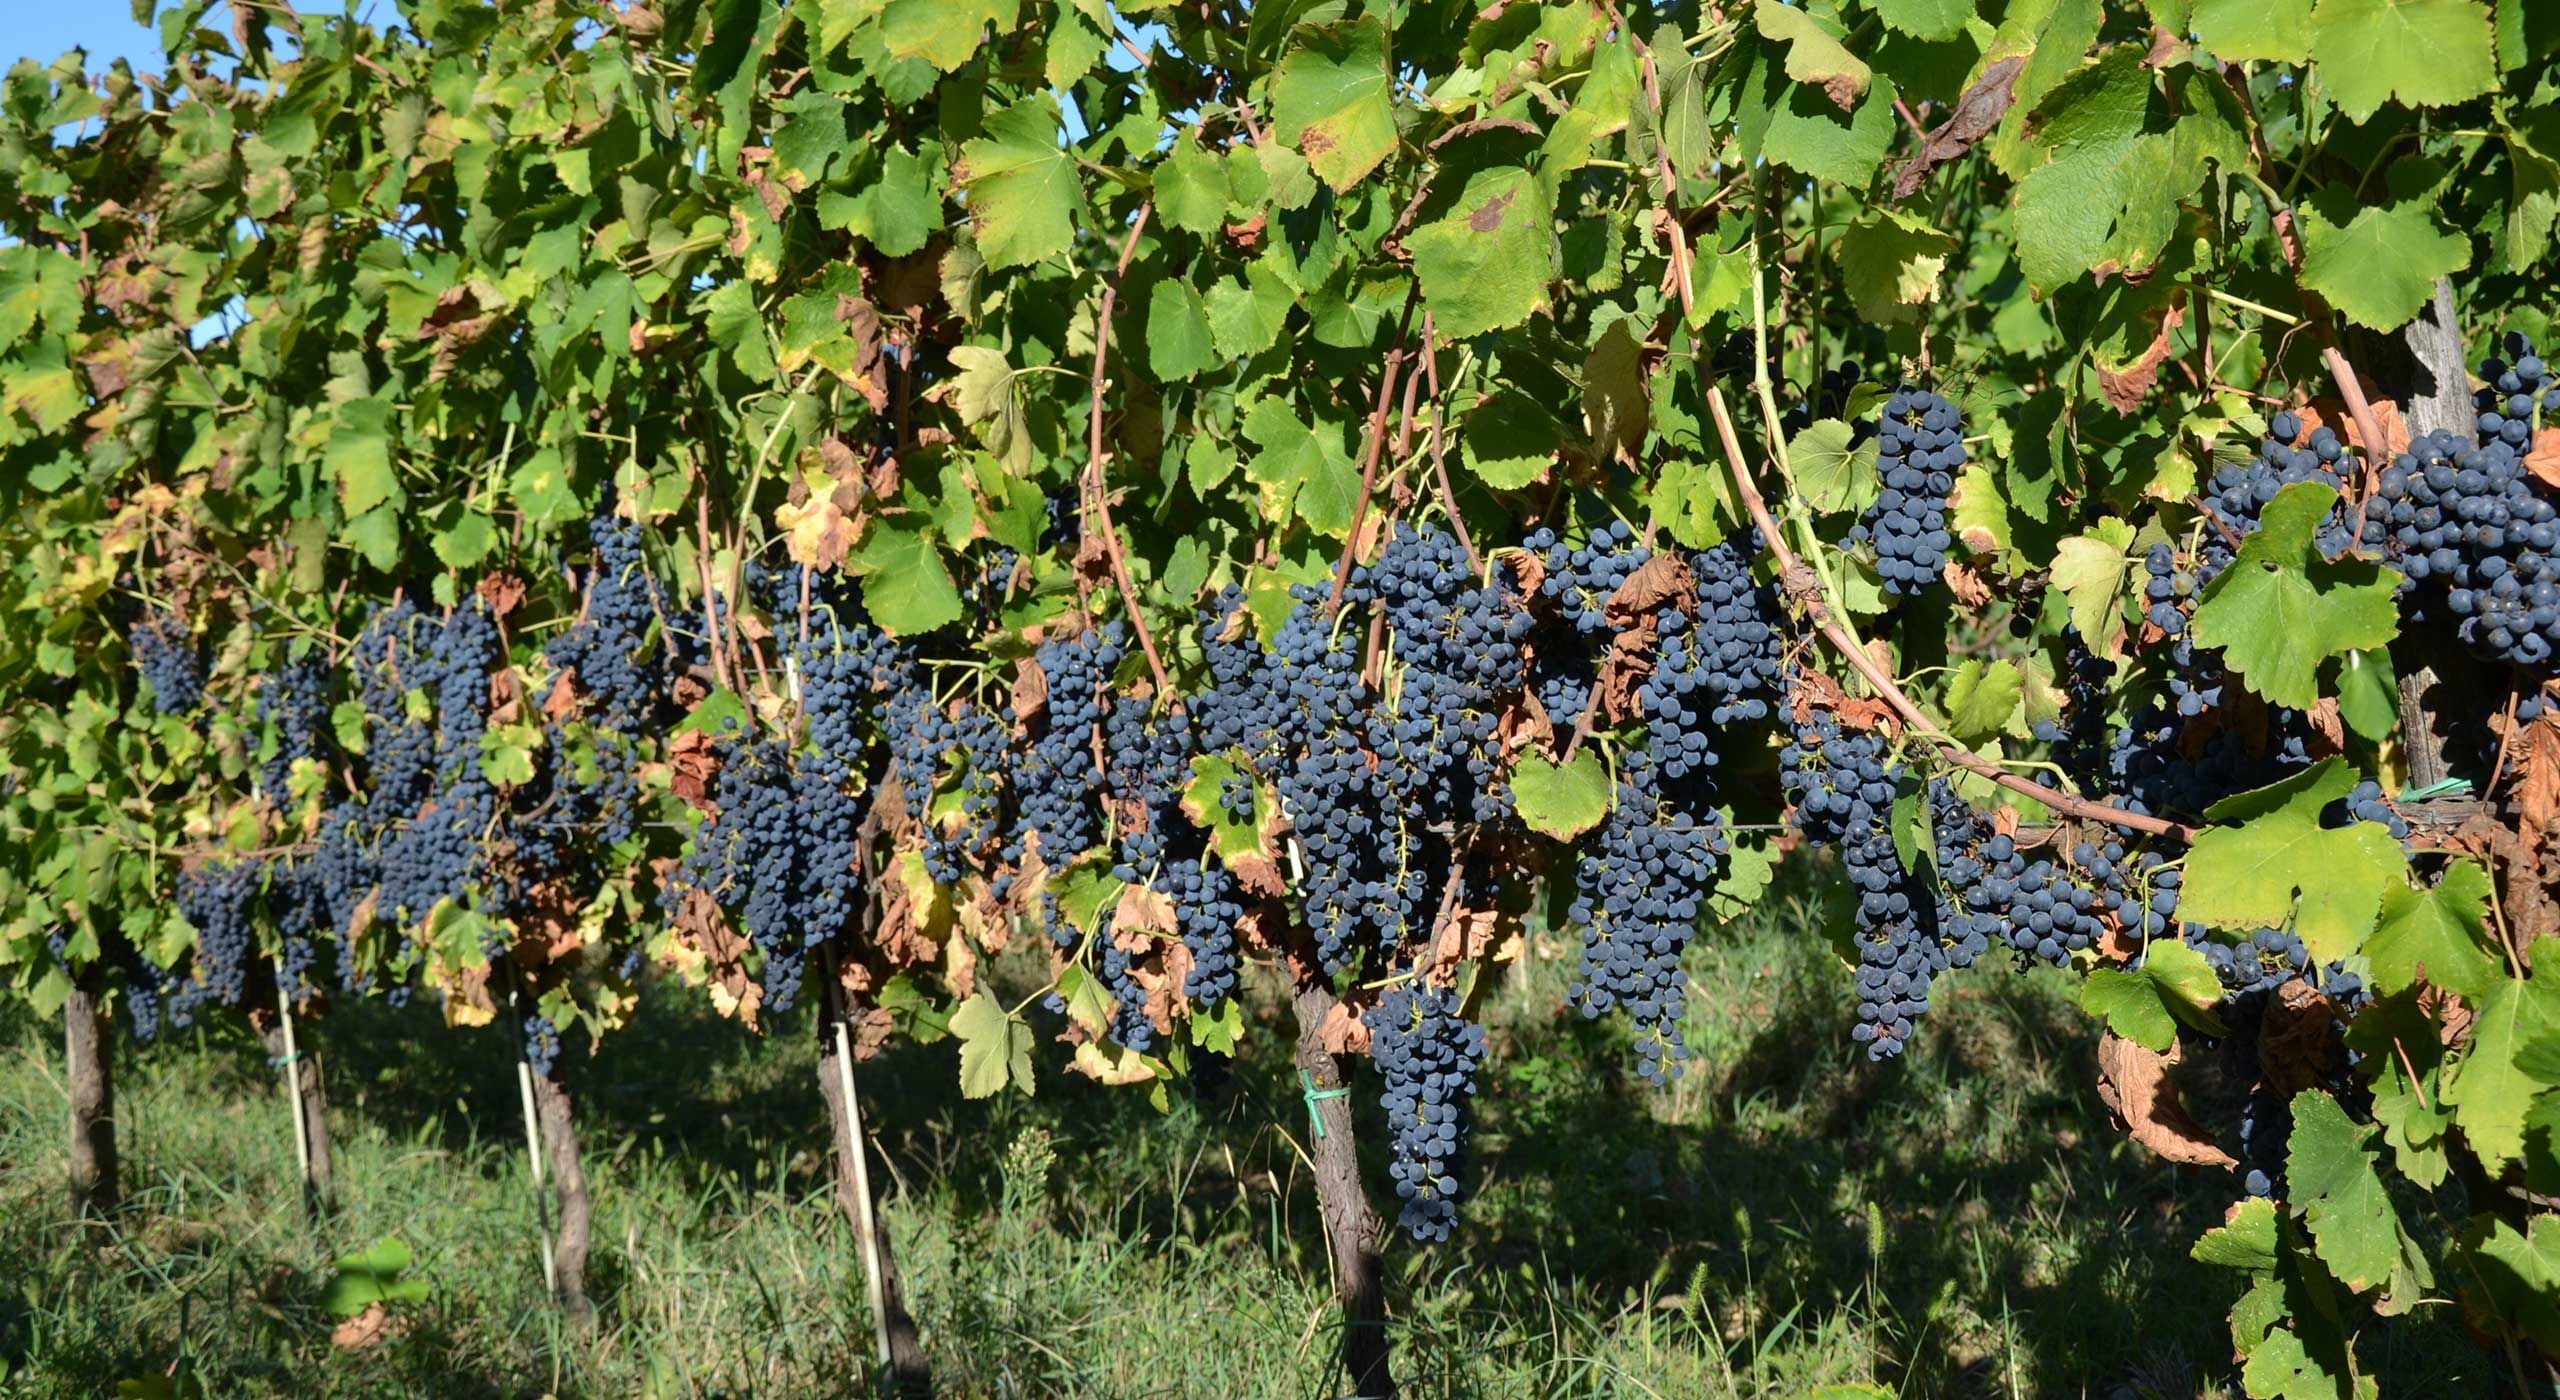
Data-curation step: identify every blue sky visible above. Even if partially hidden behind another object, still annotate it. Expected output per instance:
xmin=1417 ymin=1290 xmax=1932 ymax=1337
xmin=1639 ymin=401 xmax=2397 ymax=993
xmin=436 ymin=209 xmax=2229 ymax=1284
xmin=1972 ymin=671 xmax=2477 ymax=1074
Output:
xmin=8 ymin=5 xmax=168 ymax=70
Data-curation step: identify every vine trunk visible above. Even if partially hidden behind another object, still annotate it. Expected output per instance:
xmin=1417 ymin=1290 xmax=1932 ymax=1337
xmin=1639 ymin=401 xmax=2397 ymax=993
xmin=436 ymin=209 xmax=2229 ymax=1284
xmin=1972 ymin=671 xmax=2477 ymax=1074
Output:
xmin=260 ymin=1021 xmax=335 ymax=1214
xmin=529 ymin=1068 xmax=595 ymax=1333
xmin=1292 ymin=979 xmax=1394 ymax=1399
xmin=64 ymin=968 xmax=117 ymax=1223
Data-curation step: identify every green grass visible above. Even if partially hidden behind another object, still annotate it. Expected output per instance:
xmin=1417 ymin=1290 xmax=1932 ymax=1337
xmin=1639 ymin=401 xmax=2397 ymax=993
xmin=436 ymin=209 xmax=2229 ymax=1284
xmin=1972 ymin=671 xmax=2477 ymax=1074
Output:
xmin=0 ymin=878 xmax=2493 ymax=1399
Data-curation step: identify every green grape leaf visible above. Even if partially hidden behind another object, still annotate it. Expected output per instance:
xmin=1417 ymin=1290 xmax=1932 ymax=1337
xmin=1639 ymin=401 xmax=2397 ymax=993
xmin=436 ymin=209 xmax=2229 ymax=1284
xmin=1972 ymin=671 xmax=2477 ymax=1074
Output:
xmin=703 ymin=279 xmax=776 ymax=380
xmin=2333 ymin=647 xmax=2398 ymax=741
xmin=1181 ymin=754 xmax=1276 ymax=867
xmin=1755 ymin=60 xmax=1898 ymax=186
xmin=1155 ymin=134 xmax=1231 ymax=236
xmin=1650 ymin=455 xmax=1737 ymax=550
xmin=1189 ymin=994 xmax=1245 ymax=1055
xmin=1834 ymin=208 xmax=1954 ymax=323
xmin=1790 ymin=419 xmax=1878 ymax=515
xmin=2079 ymin=939 xmax=2228 ymax=1051
xmin=956 ymin=94 xmax=1083 ymax=270
xmin=1510 ymin=750 xmax=1612 ymax=840
xmin=2189 ymin=482 xmax=2402 ymax=708
xmin=2008 ymin=47 xmax=2151 ymax=290
xmin=2182 ymin=758 xmax=2406 ymax=961
xmin=320 ymin=1235 xmax=431 ymax=1318
xmin=2049 ymin=519 xmax=2138 ymax=660
xmin=1754 ymin=3 xmax=1872 ymax=108
xmin=1708 ymin=822 xmax=1780 ymax=923
xmin=2289 ymin=1089 xmax=2425 ymax=1299
xmin=1242 ymin=396 xmax=1360 ymax=537
xmin=848 ymin=516 xmax=964 ymax=636
xmin=2297 ymin=185 xmax=2471 ymax=332
xmin=950 ymin=991 xmax=1036 ymax=1099
xmin=2192 ymin=1196 xmax=2282 ymax=1272
xmin=818 ymin=142 xmax=942 ymax=257
xmin=2443 ymin=956 xmax=2560 ymax=1170
xmin=2309 ymin=0 xmax=2496 ymax=123
xmin=1205 ymin=262 xmax=1294 ymax=359
xmin=2462 ymin=1216 xmax=2560 ymax=1356
xmin=944 ymin=344 xmax=1034 ymax=470
xmin=2240 ymin=1323 xmax=2368 ymax=1400
xmin=2344 ymin=991 xmax=2453 ymax=1187
xmin=1869 ymin=0 xmax=1971 ymax=41
xmin=2192 ymin=0 xmax=2313 ymax=61
xmin=328 ymin=396 xmax=401 ymax=516
xmin=2366 ymin=859 xmax=2502 ymax=1000
xmin=1269 ymin=17 xmax=1397 ymax=193
xmin=879 ymin=0 xmax=1020 ymax=72
xmin=1409 ymin=165 xmax=1555 ymax=338
xmin=1146 ymin=279 xmax=1217 ymax=382
xmin=1942 ymin=659 xmax=2023 ymax=743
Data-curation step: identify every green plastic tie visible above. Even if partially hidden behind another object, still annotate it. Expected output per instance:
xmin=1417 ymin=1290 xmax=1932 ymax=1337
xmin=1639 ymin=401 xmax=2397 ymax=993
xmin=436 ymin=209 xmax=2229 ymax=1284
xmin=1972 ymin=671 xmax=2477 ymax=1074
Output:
xmin=1299 ymin=1067 xmax=1350 ymax=1139
xmin=2398 ymin=777 xmax=2471 ymax=803
xmin=268 ymin=1050 xmax=300 ymax=1069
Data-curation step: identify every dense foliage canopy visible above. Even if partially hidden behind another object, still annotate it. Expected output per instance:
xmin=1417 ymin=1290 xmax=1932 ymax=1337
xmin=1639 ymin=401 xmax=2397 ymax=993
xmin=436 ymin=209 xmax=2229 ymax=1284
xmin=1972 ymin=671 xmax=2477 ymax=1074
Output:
xmin=9 ymin=0 xmax=2560 ymax=1391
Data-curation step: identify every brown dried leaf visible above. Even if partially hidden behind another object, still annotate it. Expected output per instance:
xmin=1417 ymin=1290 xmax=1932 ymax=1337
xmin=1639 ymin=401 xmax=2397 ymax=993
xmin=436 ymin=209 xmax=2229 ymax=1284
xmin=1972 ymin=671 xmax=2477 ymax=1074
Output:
xmin=851 ymin=1005 xmax=895 ymax=1061
xmin=2517 ymin=711 xmax=2560 ymax=849
xmin=668 ymin=728 xmax=720 ymax=811
xmin=654 ymin=856 xmax=762 ymax=1028
xmin=1603 ymin=554 xmax=1696 ymax=628
xmin=1071 ymin=1039 xmax=1161 ymax=1085
xmin=476 ymin=572 xmax=528 ymax=619
xmin=542 ymin=672 xmax=579 ymax=721
xmin=2261 ymin=979 xmax=2344 ymax=1095
xmin=944 ymin=926 xmax=978 ymax=1000
xmin=874 ymin=858 xmax=942 ymax=969
xmin=1113 ymin=884 xmax=1181 ymax=943
xmin=1499 ymin=544 xmax=1546 ymax=598
xmin=1319 ymin=998 xmax=1372 ymax=1056
xmin=1599 ymin=611 xmax=1661 ymax=722
xmin=1012 ymin=655 xmax=1050 ymax=724
xmin=2302 ymin=696 xmax=2346 ymax=756
xmin=2094 ymin=1033 xmax=2236 ymax=1167
xmin=1892 ymin=57 xmax=2024 ymax=201
xmin=336 ymin=886 xmax=383 ymax=948
xmin=834 ymin=296 xmax=892 ymax=415
xmin=1500 ymin=682 xmax=1557 ymax=760
xmin=2095 ymin=299 xmax=2185 ymax=413
xmin=508 ymin=879 xmax=586 ymax=964
xmin=1072 ymin=521 xmax=1114 ymax=590
xmin=2302 ymin=396 xmax=2410 ymax=459
xmin=777 ymin=485 xmax=860 ymax=571
xmin=2526 ymin=427 xmax=2560 ymax=490
xmin=1943 ymin=558 xmax=1994 ymax=608
xmin=331 ymin=1302 xmax=400 ymax=1350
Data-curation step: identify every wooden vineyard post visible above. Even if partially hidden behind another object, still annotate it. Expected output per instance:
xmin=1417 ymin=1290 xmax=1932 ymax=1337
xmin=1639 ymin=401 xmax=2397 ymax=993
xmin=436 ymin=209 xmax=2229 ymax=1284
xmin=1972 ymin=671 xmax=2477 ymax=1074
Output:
xmin=263 ymin=963 xmax=335 ymax=1214
xmin=1292 ymin=979 xmax=1395 ymax=1399
xmin=2350 ymin=277 xmax=2488 ymax=791
xmin=64 ymin=964 xmax=119 ymax=1224
xmin=820 ymin=956 xmax=931 ymax=1396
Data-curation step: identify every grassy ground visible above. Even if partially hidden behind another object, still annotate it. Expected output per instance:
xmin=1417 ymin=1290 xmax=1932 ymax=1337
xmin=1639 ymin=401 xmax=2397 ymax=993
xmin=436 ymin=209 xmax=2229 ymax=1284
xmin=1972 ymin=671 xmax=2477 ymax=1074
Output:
xmin=0 ymin=872 xmax=2493 ymax=1399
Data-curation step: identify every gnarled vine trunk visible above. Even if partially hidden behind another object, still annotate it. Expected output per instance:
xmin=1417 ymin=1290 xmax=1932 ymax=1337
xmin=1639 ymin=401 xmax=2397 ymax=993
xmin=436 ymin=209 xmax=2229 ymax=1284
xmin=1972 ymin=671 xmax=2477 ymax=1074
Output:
xmin=64 ymin=969 xmax=118 ymax=1223
xmin=2356 ymin=276 xmax=2487 ymax=790
xmin=1292 ymin=980 xmax=1393 ymax=1399
xmin=260 ymin=1020 xmax=335 ymax=1214
xmin=528 ymin=1067 xmax=595 ymax=1333
xmin=817 ymin=1011 xmax=932 ymax=1397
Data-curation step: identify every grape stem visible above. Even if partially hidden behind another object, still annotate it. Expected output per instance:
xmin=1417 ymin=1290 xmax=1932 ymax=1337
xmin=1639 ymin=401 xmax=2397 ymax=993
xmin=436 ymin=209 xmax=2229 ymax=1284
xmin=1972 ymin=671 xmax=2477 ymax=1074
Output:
xmin=2217 ymin=68 xmax=2391 ymax=498
xmin=1325 ymin=284 xmax=1424 ymax=616
xmin=1083 ymin=200 xmax=1175 ymax=702
xmin=1700 ymin=378 xmax=2196 ymax=841
xmin=1416 ymin=311 xmax=1483 ymax=573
